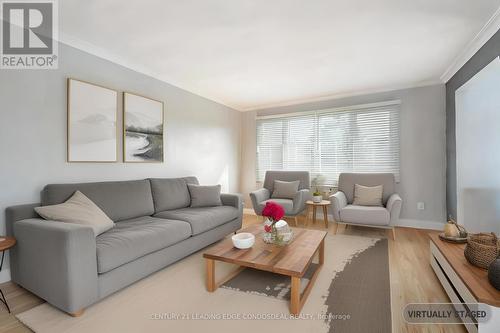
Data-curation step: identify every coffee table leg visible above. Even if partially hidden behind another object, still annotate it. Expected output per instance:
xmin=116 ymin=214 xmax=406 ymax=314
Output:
xmin=290 ymin=276 xmax=301 ymax=315
xmin=312 ymin=206 xmax=317 ymax=225
xmin=206 ymin=259 xmax=216 ymax=292
xmin=319 ymin=239 xmax=325 ymax=265
xmin=322 ymin=205 xmax=328 ymax=228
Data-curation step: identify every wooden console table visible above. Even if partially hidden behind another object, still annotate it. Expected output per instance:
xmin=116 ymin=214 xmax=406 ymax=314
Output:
xmin=429 ymin=234 xmax=500 ymax=333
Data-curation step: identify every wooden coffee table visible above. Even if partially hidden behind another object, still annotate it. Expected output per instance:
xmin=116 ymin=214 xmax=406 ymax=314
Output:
xmin=203 ymin=224 xmax=327 ymax=315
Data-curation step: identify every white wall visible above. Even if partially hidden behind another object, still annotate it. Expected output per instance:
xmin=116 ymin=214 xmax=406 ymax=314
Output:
xmin=0 ymin=43 xmax=242 ymax=282
xmin=456 ymin=57 xmax=500 ymax=234
xmin=240 ymin=85 xmax=447 ymax=229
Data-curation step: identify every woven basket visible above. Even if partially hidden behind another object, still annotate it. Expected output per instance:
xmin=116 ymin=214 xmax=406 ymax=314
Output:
xmin=464 ymin=233 xmax=500 ymax=269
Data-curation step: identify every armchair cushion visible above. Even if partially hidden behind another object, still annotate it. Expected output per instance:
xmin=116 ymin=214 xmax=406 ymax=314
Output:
xmin=353 ymin=184 xmax=383 ymax=206
xmin=271 ymin=180 xmax=300 ymax=199
xmin=340 ymin=205 xmax=390 ymax=226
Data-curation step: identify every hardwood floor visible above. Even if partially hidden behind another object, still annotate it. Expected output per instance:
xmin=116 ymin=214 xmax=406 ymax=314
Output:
xmin=0 ymin=213 xmax=466 ymax=333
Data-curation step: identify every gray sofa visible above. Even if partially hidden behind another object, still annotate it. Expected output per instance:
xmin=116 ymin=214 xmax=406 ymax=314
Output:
xmin=5 ymin=177 xmax=243 ymax=315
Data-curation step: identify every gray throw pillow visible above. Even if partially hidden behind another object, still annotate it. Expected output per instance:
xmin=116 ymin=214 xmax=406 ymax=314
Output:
xmin=188 ymin=184 xmax=222 ymax=208
xmin=271 ymin=180 xmax=300 ymax=199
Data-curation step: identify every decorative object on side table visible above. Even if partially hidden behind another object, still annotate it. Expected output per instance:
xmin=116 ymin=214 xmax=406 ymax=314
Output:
xmin=0 ymin=236 xmax=16 ymax=313
xmin=262 ymin=201 xmax=293 ymax=246
xmin=439 ymin=217 xmax=468 ymax=243
xmin=489 ymin=257 xmax=500 ymax=291
xmin=311 ymin=175 xmax=326 ymax=203
xmin=464 ymin=232 xmax=500 ymax=269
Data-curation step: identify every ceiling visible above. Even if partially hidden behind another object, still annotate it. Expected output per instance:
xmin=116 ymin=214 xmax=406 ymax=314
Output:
xmin=60 ymin=0 xmax=500 ymax=111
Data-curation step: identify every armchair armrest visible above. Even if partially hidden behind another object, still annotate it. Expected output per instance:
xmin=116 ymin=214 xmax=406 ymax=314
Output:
xmin=12 ymin=218 xmax=98 ymax=313
xmin=249 ymin=188 xmax=271 ymax=215
xmin=386 ymin=193 xmax=402 ymax=225
xmin=292 ymin=189 xmax=311 ymax=215
xmin=329 ymin=191 xmax=348 ymax=222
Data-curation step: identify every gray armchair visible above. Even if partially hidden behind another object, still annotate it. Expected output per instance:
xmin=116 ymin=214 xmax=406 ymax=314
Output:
xmin=250 ymin=171 xmax=311 ymax=225
xmin=329 ymin=173 xmax=402 ymax=239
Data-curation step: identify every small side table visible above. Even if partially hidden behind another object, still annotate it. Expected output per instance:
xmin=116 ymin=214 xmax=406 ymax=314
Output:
xmin=306 ymin=200 xmax=331 ymax=228
xmin=0 ymin=236 xmax=16 ymax=313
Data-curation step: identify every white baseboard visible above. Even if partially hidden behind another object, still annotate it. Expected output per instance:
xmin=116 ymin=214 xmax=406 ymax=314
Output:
xmin=396 ymin=219 xmax=444 ymax=231
xmin=0 ymin=269 xmax=11 ymax=284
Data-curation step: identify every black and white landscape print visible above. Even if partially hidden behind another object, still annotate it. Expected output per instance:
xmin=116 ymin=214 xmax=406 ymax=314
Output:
xmin=124 ymin=93 xmax=164 ymax=162
xmin=68 ymin=79 xmax=118 ymax=162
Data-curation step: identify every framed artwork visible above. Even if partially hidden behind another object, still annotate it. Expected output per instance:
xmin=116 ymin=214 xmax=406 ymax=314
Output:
xmin=123 ymin=92 xmax=164 ymax=162
xmin=67 ymin=78 xmax=118 ymax=162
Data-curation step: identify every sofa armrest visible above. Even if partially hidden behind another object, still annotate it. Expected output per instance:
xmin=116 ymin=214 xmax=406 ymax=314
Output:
xmin=249 ymin=188 xmax=271 ymax=215
xmin=386 ymin=193 xmax=402 ymax=225
xmin=329 ymin=191 xmax=348 ymax=222
xmin=220 ymin=193 xmax=243 ymax=211
xmin=13 ymin=218 xmax=98 ymax=313
xmin=292 ymin=189 xmax=311 ymax=215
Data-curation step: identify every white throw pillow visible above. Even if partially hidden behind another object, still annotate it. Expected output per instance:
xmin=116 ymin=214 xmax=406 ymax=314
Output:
xmin=35 ymin=191 xmax=115 ymax=236
xmin=353 ymin=184 xmax=383 ymax=206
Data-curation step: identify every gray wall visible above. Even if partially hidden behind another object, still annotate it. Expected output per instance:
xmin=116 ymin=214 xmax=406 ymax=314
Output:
xmin=446 ymin=29 xmax=500 ymax=219
xmin=0 ymin=43 xmax=242 ymax=282
xmin=241 ymin=85 xmax=447 ymax=229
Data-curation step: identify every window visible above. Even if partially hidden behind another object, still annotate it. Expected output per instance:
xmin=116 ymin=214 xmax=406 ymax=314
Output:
xmin=256 ymin=101 xmax=400 ymax=185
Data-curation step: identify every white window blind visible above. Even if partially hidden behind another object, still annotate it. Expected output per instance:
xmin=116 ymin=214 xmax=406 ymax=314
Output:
xmin=256 ymin=101 xmax=400 ymax=185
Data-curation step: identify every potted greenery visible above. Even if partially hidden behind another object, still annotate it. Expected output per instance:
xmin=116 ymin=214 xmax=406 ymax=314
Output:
xmin=311 ymin=175 xmax=325 ymax=203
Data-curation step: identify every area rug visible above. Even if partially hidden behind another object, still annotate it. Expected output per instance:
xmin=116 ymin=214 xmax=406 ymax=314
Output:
xmin=221 ymin=238 xmax=391 ymax=332
xmin=16 ymin=233 xmax=390 ymax=333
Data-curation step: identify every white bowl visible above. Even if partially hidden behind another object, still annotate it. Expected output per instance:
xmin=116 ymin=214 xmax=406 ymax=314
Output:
xmin=232 ymin=232 xmax=255 ymax=249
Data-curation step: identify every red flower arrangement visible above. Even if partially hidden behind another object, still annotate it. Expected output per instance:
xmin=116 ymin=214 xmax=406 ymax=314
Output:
xmin=262 ymin=201 xmax=285 ymax=225
xmin=262 ymin=201 xmax=285 ymax=222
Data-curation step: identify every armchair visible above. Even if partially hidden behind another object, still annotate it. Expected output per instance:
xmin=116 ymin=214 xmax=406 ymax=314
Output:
xmin=330 ymin=173 xmax=402 ymax=239
xmin=250 ymin=171 xmax=311 ymax=225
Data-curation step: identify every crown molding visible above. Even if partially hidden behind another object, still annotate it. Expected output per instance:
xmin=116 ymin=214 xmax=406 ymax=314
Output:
xmin=58 ymin=32 xmax=243 ymax=111
xmin=240 ymin=80 xmax=442 ymax=112
xmin=440 ymin=6 xmax=500 ymax=83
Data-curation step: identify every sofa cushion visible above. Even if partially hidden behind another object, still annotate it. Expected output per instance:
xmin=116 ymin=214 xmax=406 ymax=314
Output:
xmin=154 ymin=206 xmax=238 ymax=235
xmin=188 ymin=184 xmax=222 ymax=208
xmin=96 ymin=216 xmax=191 ymax=273
xmin=339 ymin=205 xmax=390 ymax=226
xmin=149 ymin=177 xmax=199 ymax=212
xmin=259 ymin=198 xmax=294 ymax=215
xmin=41 ymin=180 xmax=154 ymax=222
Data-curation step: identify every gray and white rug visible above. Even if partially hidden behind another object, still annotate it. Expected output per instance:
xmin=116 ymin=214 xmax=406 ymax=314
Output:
xmin=222 ymin=238 xmax=391 ymax=333
xmin=16 ymin=234 xmax=390 ymax=333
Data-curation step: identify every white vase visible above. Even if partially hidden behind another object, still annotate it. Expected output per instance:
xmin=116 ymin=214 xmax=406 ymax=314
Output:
xmin=313 ymin=195 xmax=322 ymax=203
